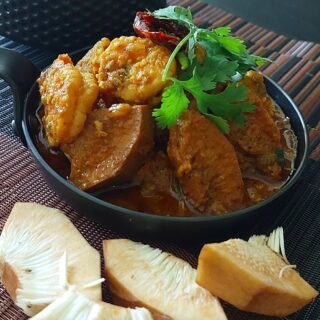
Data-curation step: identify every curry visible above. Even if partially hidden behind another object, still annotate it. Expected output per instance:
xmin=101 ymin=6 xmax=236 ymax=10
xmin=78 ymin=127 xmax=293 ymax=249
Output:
xmin=36 ymin=6 xmax=297 ymax=217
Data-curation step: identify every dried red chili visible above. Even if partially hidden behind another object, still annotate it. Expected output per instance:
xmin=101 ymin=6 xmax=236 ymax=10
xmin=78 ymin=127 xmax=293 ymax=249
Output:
xmin=133 ymin=11 xmax=189 ymax=49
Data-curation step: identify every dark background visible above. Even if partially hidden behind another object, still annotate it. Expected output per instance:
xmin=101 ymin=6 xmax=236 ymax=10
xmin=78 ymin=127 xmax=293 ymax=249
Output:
xmin=205 ymin=0 xmax=320 ymax=42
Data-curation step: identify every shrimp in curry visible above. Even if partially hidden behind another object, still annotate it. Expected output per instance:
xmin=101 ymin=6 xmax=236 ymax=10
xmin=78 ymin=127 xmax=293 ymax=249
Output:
xmin=36 ymin=6 xmax=297 ymax=216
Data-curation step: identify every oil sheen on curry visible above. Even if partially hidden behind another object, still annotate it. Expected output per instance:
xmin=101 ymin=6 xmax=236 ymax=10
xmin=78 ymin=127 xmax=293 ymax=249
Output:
xmin=36 ymin=7 xmax=297 ymax=217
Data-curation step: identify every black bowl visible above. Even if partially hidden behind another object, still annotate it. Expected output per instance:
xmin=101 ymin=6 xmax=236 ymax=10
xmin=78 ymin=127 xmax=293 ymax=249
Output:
xmin=0 ymin=47 xmax=309 ymax=242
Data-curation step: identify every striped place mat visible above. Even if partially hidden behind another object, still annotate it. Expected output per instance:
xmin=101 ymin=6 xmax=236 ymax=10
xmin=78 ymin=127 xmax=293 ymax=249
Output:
xmin=0 ymin=0 xmax=319 ymax=319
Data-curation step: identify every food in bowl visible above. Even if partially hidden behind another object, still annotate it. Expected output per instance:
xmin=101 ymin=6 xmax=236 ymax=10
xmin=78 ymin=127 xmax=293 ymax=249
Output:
xmin=36 ymin=6 xmax=297 ymax=217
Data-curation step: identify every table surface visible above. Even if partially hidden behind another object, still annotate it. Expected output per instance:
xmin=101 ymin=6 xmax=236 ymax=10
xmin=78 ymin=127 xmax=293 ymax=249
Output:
xmin=0 ymin=0 xmax=320 ymax=319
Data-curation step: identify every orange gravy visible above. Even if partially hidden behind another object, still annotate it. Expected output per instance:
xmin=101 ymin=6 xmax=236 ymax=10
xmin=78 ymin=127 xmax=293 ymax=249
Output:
xmin=34 ymin=100 xmax=297 ymax=217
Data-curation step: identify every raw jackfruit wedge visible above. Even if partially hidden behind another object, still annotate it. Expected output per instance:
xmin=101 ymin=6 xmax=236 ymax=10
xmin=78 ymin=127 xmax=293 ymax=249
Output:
xmin=0 ymin=202 xmax=101 ymax=316
xmin=103 ymin=239 xmax=227 ymax=320
xmin=196 ymin=228 xmax=318 ymax=317
xmin=31 ymin=287 xmax=154 ymax=320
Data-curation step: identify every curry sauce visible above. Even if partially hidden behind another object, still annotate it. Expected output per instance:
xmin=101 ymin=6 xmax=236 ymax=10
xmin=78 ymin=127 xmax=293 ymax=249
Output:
xmin=35 ymin=87 xmax=297 ymax=217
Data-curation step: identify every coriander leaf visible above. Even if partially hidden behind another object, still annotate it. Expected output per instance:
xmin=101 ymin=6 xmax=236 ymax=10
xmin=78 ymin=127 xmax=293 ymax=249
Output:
xmin=177 ymin=74 xmax=211 ymax=112
xmin=239 ymin=53 xmax=263 ymax=67
xmin=214 ymin=26 xmax=231 ymax=36
xmin=152 ymin=82 xmax=189 ymax=128
xmin=181 ymin=40 xmax=238 ymax=92
xmin=204 ymin=113 xmax=230 ymax=134
xmin=229 ymin=50 xmax=269 ymax=71
xmin=183 ymin=66 xmax=217 ymax=92
xmin=153 ymin=6 xmax=193 ymax=27
xmin=200 ymin=29 xmax=247 ymax=55
xmin=194 ymin=67 xmax=217 ymax=91
xmin=217 ymin=36 xmax=246 ymax=55
xmin=153 ymin=75 xmax=254 ymax=132
xmin=198 ymin=32 xmax=266 ymax=75
xmin=217 ymin=83 xmax=248 ymax=103
xmin=181 ymin=78 xmax=254 ymax=121
xmin=204 ymin=83 xmax=254 ymax=120
xmin=237 ymin=62 xmax=253 ymax=75
xmin=212 ymin=59 xmax=239 ymax=83
xmin=234 ymin=54 xmax=268 ymax=74
xmin=198 ymin=37 xmax=227 ymax=56
xmin=195 ymin=53 xmax=239 ymax=85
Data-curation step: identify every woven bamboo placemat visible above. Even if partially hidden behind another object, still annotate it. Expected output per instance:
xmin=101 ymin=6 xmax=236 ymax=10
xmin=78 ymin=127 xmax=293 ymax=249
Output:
xmin=0 ymin=0 xmax=319 ymax=319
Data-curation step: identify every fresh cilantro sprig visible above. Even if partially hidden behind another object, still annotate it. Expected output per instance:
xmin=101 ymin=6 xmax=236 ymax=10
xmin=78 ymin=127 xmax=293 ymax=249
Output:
xmin=153 ymin=80 xmax=190 ymax=128
xmin=152 ymin=6 xmax=194 ymax=28
xmin=151 ymin=6 xmax=268 ymax=133
xmin=153 ymin=73 xmax=254 ymax=133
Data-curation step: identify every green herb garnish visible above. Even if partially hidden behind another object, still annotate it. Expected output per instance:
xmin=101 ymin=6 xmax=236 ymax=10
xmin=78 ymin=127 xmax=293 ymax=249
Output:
xmin=152 ymin=6 xmax=268 ymax=133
